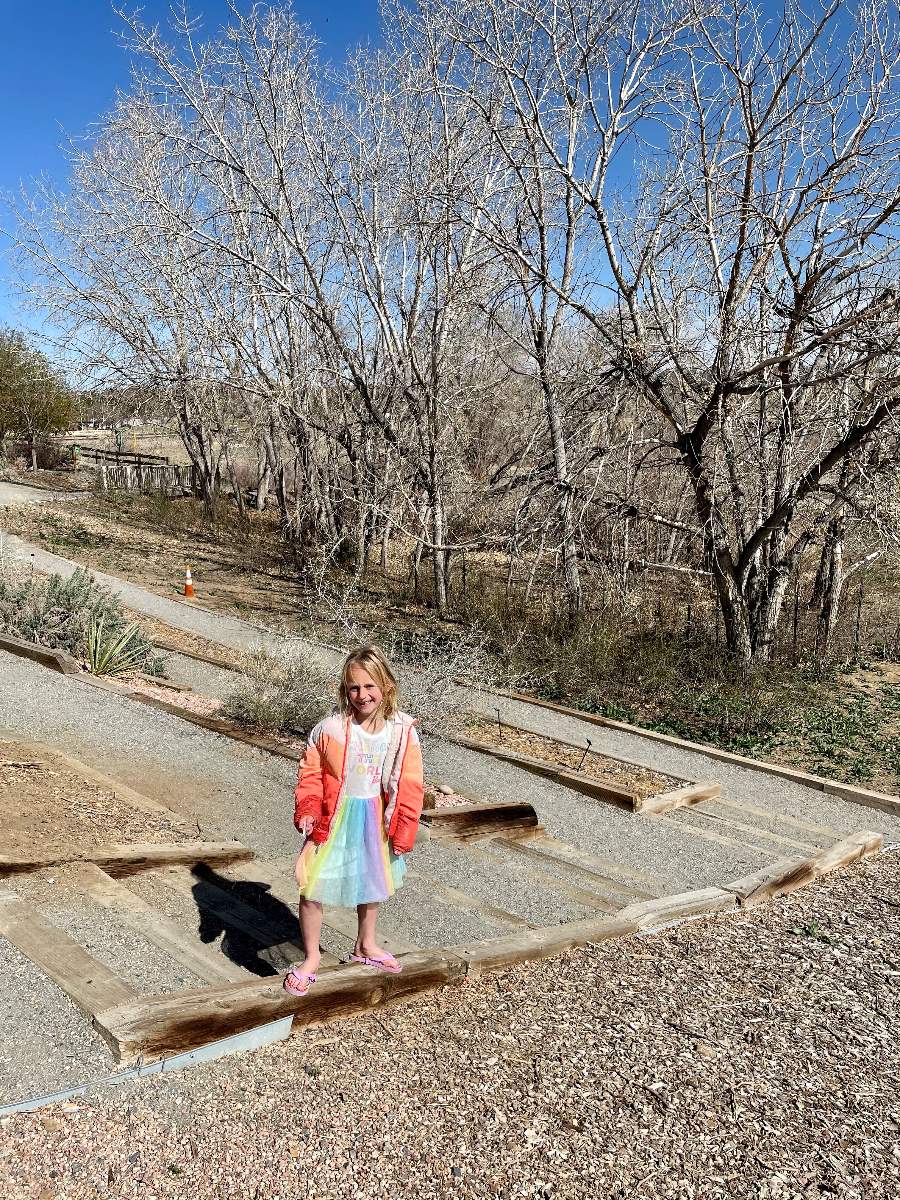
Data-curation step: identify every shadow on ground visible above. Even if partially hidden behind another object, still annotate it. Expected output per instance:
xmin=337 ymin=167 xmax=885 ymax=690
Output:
xmin=189 ymin=862 xmax=300 ymax=977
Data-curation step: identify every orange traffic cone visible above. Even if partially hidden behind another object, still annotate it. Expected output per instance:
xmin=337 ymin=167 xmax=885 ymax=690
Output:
xmin=184 ymin=567 xmax=194 ymax=599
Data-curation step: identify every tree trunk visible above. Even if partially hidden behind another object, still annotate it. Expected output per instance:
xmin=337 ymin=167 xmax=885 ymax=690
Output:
xmin=813 ymin=516 xmax=845 ymax=660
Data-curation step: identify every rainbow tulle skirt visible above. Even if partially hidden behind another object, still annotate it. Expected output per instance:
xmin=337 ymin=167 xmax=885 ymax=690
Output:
xmin=296 ymin=795 xmax=406 ymax=907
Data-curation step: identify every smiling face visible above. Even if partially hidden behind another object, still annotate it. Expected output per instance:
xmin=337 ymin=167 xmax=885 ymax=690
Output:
xmin=345 ymin=665 xmax=384 ymax=722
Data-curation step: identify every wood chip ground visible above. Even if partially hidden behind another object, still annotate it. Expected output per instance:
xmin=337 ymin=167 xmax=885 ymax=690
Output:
xmin=2 ymin=853 xmax=897 ymax=1199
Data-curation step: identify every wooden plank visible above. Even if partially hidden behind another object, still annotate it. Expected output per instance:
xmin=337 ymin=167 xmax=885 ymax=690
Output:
xmin=0 ymin=887 xmax=136 ymax=1019
xmin=159 ymin=866 xmax=306 ymax=966
xmin=405 ymin=870 xmax=535 ymax=929
xmin=455 ymin=889 xmax=736 ymax=976
xmin=639 ymin=782 xmax=721 ymax=815
xmin=95 ymin=951 xmax=463 ymax=1065
xmin=453 ymin=914 xmax=641 ymax=975
xmin=60 ymin=863 xmax=251 ymax=984
xmin=621 ymin=887 xmax=737 ymax=930
xmin=528 ymin=834 xmax=664 ymax=891
xmin=423 ymin=800 xmax=540 ymax=840
xmin=466 ymin=839 xmax=623 ymax=913
xmin=680 ymin=805 xmax=824 ymax=852
xmin=725 ymin=831 xmax=883 ymax=908
xmin=464 ymin=682 xmax=900 ymax=819
xmin=495 ymin=836 xmax=658 ymax=901
xmin=0 ymin=840 xmax=255 ymax=879
xmin=451 ymin=736 xmax=640 ymax=809
xmin=0 ymin=632 xmax=82 ymax=675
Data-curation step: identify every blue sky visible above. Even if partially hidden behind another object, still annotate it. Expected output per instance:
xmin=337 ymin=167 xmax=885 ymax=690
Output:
xmin=0 ymin=1 xmax=383 ymax=330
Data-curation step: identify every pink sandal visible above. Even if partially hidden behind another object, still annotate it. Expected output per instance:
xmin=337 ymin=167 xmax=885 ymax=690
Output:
xmin=349 ymin=953 xmax=403 ymax=974
xmin=283 ymin=967 xmax=317 ymax=996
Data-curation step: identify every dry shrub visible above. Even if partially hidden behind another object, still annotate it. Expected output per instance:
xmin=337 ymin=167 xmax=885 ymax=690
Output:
xmin=378 ymin=624 xmax=496 ymax=738
xmin=222 ymin=643 xmax=335 ymax=734
xmin=271 ymin=551 xmax=499 ymax=738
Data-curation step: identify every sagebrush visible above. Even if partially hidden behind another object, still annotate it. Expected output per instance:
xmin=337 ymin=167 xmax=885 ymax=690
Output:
xmin=0 ymin=559 xmax=160 ymax=674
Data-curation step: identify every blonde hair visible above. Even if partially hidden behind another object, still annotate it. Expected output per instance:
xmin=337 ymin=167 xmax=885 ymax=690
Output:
xmin=338 ymin=645 xmax=399 ymax=720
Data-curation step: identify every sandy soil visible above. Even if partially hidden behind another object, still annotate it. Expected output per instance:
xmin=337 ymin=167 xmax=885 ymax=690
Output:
xmin=0 ymin=739 xmax=187 ymax=859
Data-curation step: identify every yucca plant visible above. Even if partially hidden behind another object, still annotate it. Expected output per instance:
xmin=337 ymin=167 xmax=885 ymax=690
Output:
xmin=86 ymin=617 xmax=151 ymax=677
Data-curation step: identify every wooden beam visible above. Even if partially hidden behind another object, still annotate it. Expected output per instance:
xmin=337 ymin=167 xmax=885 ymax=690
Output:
xmin=422 ymin=800 xmax=540 ymax=841
xmin=495 ymin=836 xmax=658 ymax=902
xmin=95 ymin=951 xmax=464 ymax=1065
xmin=0 ymin=887 xmax=136 ymax=1020
xmin=451 ymin=736 xmax=640 ymax=809
xmin=464 ymin=682 xmax=900 ymax=818
xmin=453 ymin=914 xmax=640 ymax=975
xmin=104 ymin=689 xmax=304 ymax=763
xmin=0 ymin=841 xmax=255 ymax=879
xmin=60 ymin=863 xmax=252 ymax=985
xmin=0 ymin=632 xmax=82 ymax=675
xmin=724 ymin=831 xmax=883 ymax=908
xmin=620 ymin=888 xmax=737 ymax=930
xmin=639 ymin=782 xmax=721 ymax=815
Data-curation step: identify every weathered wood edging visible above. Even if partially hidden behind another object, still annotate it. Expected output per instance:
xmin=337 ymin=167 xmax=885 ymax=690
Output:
xmin=92 ymin=828 xmax=883 ymax=1065
xmin=422 ymin=800 xmax=541 ymax=840
xmin=467 ymin=682 xmax=900 ymax=818
xmin=723 ymin=830 xmax=882 ymax=907
xmin=0 ymin=631 xmax=82 ymax=675
xmin=75 ymin=675 xmax=304 ymax=761
xmin=452 ymin=732 xmax=720 ymax=814
xmin=0 ymin=841 xmax=254 ymax=879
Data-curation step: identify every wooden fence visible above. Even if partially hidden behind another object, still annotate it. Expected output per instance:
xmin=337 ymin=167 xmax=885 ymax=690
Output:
xmin=94 ymin=460 xmax=197 ymax=494
xmin=73 ymin=446 xmax=197 ymax=495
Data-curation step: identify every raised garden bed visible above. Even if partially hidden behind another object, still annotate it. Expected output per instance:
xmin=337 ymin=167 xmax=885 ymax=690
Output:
xmin=459 ymin=718 xmax=719 ymax=814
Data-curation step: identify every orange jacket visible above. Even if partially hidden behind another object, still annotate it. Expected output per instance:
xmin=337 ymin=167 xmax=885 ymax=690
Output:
xmin=293 ymin=711 xmax=424 ymax=855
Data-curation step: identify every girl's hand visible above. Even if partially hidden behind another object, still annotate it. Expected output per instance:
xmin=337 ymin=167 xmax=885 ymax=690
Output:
xmin=297 ymin=815 xmax=315 ymax=836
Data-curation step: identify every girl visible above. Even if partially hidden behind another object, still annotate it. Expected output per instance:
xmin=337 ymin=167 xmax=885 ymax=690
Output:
xmin=285 ymin=644 xmax=424 ymax=996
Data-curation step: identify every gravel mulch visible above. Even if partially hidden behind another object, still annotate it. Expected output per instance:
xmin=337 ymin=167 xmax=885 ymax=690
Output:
xmin=124 ymin=679 xmax=224 ymax=719
xmin=467 ymin=717 xmax=681 ymax=799
xmin=1 ymin=852 xmax=897 ymax=1199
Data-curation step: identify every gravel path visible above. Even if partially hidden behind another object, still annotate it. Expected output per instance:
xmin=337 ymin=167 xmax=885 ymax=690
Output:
xmin=0 ymin=529 xmax=304 ymax=658
xmin=7 ymin=525 xmax=896 ymax=848
xmin=0 ymin=483 xmax=77 ymax=506
xmin=1 ymin=852 xmax=896 ymax=1199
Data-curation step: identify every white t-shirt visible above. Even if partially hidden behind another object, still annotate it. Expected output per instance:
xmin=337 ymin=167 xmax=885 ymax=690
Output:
xmin=345 ymin=722 xmax=390 ymax=800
